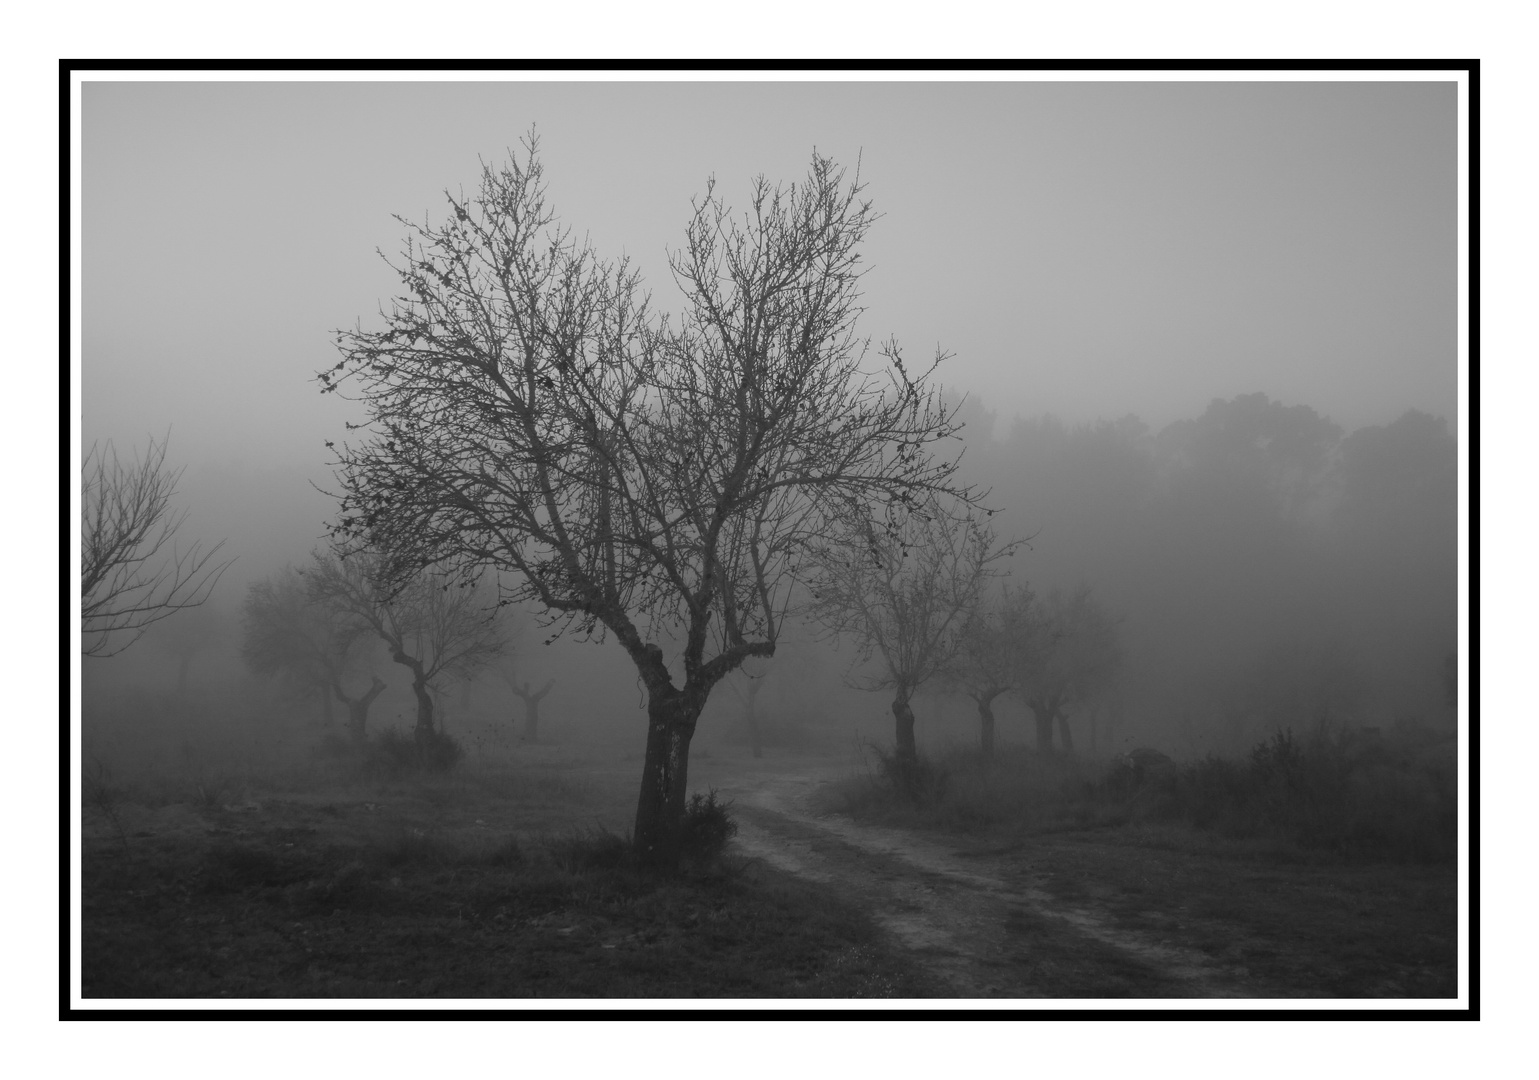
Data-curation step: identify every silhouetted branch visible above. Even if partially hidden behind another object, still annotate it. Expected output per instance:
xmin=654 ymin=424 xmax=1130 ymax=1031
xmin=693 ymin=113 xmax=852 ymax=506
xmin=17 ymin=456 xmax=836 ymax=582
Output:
xmin=82 ymin=434 xmax=233 ymax=657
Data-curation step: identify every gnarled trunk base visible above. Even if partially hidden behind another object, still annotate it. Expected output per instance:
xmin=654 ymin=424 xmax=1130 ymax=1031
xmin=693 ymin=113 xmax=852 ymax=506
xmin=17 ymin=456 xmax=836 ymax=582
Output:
xmin=976 ymin=697 xmax=996 ymax=757
xmin=1032 ymin=706 xmax=1055 ymax=753
xmin=746 ymin=708 xmax=763 ymax=758
xmin=888 ymin=690 xmax=926 ymax=798
xmin=348 ymin=678 xmax=387 ymax=743
xmin=893 ymin=691 xmax=918 ymax=766
xmin=633 ymin=692 xmax=702 ymax=871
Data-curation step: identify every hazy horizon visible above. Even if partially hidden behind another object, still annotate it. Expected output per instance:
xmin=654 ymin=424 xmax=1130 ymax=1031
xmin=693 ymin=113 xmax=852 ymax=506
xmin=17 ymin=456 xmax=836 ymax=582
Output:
xmin=81 ymin=78 xmax=1457 ymax=595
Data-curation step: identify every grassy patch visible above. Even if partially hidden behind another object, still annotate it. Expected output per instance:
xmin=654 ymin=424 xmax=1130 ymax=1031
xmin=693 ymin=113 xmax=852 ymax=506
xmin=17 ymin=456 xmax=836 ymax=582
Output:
xmin=1019 ymin=830 xmax=1457 ymax=997
xmin=82 ymin=807 xmax=937 ymax=1000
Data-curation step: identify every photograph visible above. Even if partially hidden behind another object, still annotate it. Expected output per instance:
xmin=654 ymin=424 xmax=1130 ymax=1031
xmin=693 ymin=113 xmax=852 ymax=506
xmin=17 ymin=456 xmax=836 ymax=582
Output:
xmin=70 ymin=69 xmax=1468 ymax=1011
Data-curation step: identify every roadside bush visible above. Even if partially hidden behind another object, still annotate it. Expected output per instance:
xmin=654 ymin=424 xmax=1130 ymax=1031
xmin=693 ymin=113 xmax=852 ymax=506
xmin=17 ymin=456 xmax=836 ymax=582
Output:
xmin=826 ymin=724 xmax=1454 ymax=863
xmin=869 ymin=745 xmax=949 ymax=806
xmin=680 ymin=790 xmax=739 ymax=861
xmin=830 ymin=744 xmax=1106 ymax=830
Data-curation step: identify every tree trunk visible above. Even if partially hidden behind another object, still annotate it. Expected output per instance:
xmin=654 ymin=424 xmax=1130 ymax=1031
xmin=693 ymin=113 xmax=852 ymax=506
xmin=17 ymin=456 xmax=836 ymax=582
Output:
xmin=513 ymin=680 xmax=554 ymax=743
xmin=177 ymin=652 xmax=192 ymax=697
xmin=319 ymin=684 xmax=334 ymax=726
xmin=893 ymin=688 xmax=918 ymax=767
xmin=1030 ymin=699 xmax=1055 ymax=752
xmin=1088 ymin=703 xmax=1100 ymax=755
xmin=391 ymin=649 xmax=435 ymax=738
xmin=348 ymin=678 xmax=387 ymax=743
xmin=633 ymin=689 xmax=703 ymax=871
xmin=745 ymin=706 xmax=763 ymax=758
xmin=1057 ymin=711 xmax=1075 ymax=754
xmin=411 ymin=677 xmax=435 ymax=737
xmin=744 ymin=679 xmax=764 ymax=758
xmin=975 ymin=695 xmax=997 ymax=757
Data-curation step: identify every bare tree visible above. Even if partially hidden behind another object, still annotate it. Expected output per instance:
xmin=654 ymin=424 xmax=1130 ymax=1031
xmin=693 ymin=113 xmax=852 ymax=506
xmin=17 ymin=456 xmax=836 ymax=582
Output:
xmin=1017 ymin=585 xmax=1122 ymax=753
xmin=241 ymin=565 xmax=383 ymax=741
xmin=502 ymin=676 xmax=555 ymax=743
xmin=490 ymin=615 xmax=557 ymax=742
xmin=81 ymin=435 xmax=233 ymax=657
xmin=303 ymin=552 xmax=506 ymax=742
xmin=808 ymin=496 xmax=1018 ymax=777
xmin=154 ymin=600 xmax=229 ymax=700
xmin=723 ymin=665 xmax=770 ymax=758
xmin=320 ymin=138 xmax=970 ymax=867
xmin=944 ymin=584 xmax=1036 ymax=756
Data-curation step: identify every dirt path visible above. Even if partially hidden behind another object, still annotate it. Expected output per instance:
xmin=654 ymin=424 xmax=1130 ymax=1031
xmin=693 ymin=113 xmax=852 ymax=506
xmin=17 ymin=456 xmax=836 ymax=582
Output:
xmin=707 ymin=763 xmax=1271 ymax=999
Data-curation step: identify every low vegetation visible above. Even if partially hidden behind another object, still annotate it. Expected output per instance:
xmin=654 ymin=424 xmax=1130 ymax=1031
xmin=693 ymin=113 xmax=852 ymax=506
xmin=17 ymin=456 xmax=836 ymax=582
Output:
xmin=830 ymin=724 xmax=1456 ymax=864
xmin=80 ymin=736 xmax=936 ymax=999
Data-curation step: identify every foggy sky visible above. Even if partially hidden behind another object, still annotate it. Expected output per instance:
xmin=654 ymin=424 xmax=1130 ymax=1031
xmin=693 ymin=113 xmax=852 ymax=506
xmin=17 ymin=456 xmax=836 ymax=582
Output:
xmin=80 ymin=77 xmax=1457 ymax=590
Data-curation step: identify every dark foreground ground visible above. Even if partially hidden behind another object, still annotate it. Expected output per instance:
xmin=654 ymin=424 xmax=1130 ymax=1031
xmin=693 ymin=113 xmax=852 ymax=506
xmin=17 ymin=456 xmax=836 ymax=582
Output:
xmin=79 ymin=743 xmax=1457 ymax=1001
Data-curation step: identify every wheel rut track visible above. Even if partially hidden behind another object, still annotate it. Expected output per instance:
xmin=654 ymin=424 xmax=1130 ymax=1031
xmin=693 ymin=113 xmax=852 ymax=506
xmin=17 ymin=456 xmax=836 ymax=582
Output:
xmin=720 ymin=774 xmax=1268 ymax=999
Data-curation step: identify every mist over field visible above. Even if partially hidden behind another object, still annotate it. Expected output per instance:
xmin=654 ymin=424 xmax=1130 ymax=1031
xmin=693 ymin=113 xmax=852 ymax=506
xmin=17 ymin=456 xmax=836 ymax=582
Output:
xmin=76 ymin=77 xmax=1464 ymax=1003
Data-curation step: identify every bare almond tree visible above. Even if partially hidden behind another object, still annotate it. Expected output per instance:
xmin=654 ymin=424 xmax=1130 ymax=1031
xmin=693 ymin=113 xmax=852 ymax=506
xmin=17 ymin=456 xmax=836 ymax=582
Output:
xmin=303 ymin=552 xmax=506 ymax=743
xmin=1017 ymin=584 xmax=1122 ymax=753
xmin=945 ymin=584 xmax=1037 ymax=756
xmin=503 ymin=676 xmax=555 ymax=743
xmin=320 ymin=137 xmax=970 ymax=867
xmin=81 ymin=435 xmax=232 ymax=657
xmin=808 ymin=495 xmax=1018 ymax=779
xmin=723 ymin=666 xmax=770 ymax=758
xmin=242 ymin=566 xmax=383 ymax=740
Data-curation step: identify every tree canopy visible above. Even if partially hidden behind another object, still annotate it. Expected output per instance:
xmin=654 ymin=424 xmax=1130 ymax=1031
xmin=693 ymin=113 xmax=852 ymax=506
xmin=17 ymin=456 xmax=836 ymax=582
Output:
xmin=320 ymin=139 xmax=973 ymax=864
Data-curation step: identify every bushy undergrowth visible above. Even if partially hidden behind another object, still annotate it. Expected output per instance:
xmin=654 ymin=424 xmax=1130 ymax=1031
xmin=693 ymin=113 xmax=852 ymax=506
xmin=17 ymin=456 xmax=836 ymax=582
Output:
xmin=1149 ymin=728 xmax=1456 ymax=862
xmin=832 ymin=726 xmax=1455 ymax=863
xmin=831 ymin=743 xmax=1108 ymax=833
xmin=680 ymin=790 xmax=739 ymax=861
xmin=367 ymin=727 xmax=465 ymax=776
xmin=868 ymin=746 xmax=950 ymax=806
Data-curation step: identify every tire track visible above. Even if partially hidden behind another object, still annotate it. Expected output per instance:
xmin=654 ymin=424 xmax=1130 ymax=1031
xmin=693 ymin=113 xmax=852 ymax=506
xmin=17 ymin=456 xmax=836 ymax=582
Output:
xmin=719 ymin=772 xmax=1264 ymax=998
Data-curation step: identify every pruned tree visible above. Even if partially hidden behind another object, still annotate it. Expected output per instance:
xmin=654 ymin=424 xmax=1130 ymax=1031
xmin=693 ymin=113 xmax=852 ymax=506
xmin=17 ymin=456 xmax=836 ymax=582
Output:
xmin=303 ymin=552 xmax=507 ymax=741
xmin=724 ymin=665 xmax=770 ymax=758
xmin=808 ymin=495 xmax=1018 ymax=776
xmin=320 ymin=138 xmax=971 ymax=867
xmin=154 ymin=600 xmax=229 ymax=700
xmin=82 ymin=434 xmax=233 ymax=657
xmin=490 ymin=615 xmax=556 ymax=742
xmin=944 ymin=584 xmax=1036 ymax=756
xmin=241 ymin=565 xmax=384 ymax=741
xmin=1017 ymin=585 xmax=1122 ymax=753
xmin=502 ymin=674 xmax=555 ymax=743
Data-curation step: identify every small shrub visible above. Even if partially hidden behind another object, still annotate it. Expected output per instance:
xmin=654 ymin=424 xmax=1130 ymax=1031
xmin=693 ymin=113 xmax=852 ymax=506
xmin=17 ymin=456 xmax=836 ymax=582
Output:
xmin=371 ymin=830 xmax=450 ymax=868
xmin=680 ymin=790 xmax=739 ymax=861
xmin=547 ymin=827 xmax=634 ymax=872
xmin=191 ymin=774 xmax=235 ymax=810
xmin=367 ymin=727 xmax=465 ymax=776
xmin=416 ymin=727 xmax=465 ymax=771
xmin=870 ymin=746 xmax=949 ymax=806
xmin=313 ymin=731 xmax=360 ymax=759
